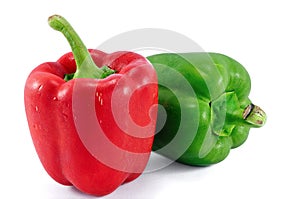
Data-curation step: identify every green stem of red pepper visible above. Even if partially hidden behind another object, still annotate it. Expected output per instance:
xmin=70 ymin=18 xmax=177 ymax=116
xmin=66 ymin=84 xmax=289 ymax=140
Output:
xmin=48 ymin=15 xmax=115 ymax=80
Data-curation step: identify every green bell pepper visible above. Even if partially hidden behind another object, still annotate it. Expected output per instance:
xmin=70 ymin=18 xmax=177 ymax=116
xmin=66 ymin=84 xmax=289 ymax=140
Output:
xmin=147 ymin=52 xmax=266 ymax=166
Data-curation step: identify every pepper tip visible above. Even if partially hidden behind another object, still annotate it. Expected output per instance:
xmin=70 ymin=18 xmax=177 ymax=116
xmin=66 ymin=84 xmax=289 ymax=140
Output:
xmin=48 ymin=14 xmax=66 ymax=31
xmin=244 ymin=104 xmax=267 ymax=127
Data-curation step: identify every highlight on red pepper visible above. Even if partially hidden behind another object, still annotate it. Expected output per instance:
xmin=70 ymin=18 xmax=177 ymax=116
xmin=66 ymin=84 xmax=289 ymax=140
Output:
xmin=24 ymin=15 xmax=158 ymax=196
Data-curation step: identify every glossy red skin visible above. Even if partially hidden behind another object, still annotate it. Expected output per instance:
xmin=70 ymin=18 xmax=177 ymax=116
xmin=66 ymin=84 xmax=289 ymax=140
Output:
xmin=24 ymin=49 xmax=158 ymax=196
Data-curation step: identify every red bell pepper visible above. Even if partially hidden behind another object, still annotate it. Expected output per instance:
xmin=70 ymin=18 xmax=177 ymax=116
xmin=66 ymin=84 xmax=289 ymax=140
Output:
xmin=24 ymin=15 xmax=158 ymax=196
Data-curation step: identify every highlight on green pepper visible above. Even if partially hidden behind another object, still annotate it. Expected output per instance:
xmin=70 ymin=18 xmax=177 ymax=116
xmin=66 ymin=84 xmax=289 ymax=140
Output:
xmin=147 ymin=52 xmax=266 ymax=166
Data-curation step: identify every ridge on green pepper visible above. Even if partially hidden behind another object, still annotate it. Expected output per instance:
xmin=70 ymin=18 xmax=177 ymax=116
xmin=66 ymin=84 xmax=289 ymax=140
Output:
xmin=147 ymin=52 xmax=266 ymax=166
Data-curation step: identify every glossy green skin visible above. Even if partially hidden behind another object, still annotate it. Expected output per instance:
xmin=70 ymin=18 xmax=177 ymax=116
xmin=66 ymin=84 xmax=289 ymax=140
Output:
xmin=148 ymin=53 xmax=259 ymax=166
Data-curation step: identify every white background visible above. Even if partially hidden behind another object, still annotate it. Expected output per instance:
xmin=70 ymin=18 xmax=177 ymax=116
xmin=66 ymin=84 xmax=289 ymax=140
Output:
xmin=1 ymin=0 xmax=299 ymax=198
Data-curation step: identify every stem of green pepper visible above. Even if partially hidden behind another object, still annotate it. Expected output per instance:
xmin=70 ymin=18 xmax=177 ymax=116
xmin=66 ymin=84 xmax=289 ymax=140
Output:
xmin=243 ymin=104 xmax=266 ymax=127
xmin=48 ymin=15 xmax=115 ymax=80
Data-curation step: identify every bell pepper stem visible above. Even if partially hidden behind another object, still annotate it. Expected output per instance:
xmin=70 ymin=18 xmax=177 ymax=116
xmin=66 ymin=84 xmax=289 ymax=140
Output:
xmin=48 ymin=15 xmax=114 ymax=80
xmin=243 ymin=104 xmax=266 ymax=127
